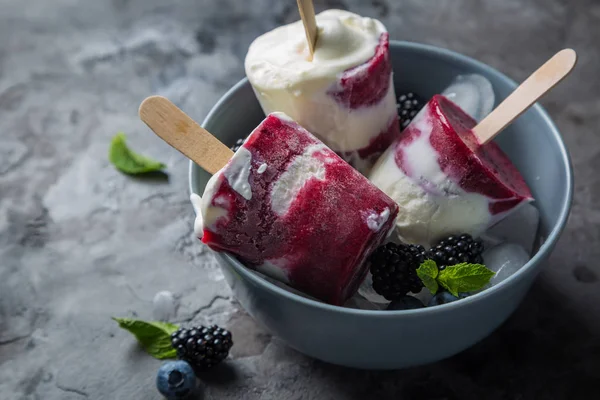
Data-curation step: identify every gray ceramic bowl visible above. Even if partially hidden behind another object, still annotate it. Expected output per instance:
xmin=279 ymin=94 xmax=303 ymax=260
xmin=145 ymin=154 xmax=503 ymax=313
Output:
xmin=189 ymin=41 xmax=573 ymax=369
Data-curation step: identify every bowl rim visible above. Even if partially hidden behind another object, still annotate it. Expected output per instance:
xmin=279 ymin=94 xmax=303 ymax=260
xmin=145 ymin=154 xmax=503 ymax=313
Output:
xmin=189 ymin=40 xmax=574 ymax=317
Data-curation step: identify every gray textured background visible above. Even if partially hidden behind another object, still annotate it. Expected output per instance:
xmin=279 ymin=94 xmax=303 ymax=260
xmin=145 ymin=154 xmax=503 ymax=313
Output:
xmin=1 ymin=0 xmax=599 ymax=399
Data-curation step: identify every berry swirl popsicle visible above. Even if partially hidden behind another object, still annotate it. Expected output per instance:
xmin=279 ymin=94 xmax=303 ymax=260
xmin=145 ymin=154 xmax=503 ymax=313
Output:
xmin=191 ymin=112 xmax=399 ymax=305
xmin=369 ymin=95 xmax=533 ymax=246
xmin=369 ymin=49 xmax=577 ymax=247
xmin=244 ymin=9 xmax=400 ymax=173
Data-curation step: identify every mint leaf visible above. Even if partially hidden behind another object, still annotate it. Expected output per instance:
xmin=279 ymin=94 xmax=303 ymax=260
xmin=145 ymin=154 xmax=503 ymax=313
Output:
xmin=109 ymin=133 xmax=166 ymax=174
xmin=437 ymin=263 xmax=495 ymax=297
xmin=417 ymin=259 xmax=439 ymax=294
xmin=112 ymin=317 xmax=179 ymax=359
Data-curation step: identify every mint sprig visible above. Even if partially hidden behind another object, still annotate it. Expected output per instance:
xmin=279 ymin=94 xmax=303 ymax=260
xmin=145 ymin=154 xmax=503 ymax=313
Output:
xmin=112 ymin=317 xmax=179 ymax=359
xmin=109 ymin=132 xmax=166 ymax=174
xmin=438 ymin=263 xmax=495 ymax=296
xmin=417 ymin=260 xmax=495 ymax=296
xmin=416 ymin=260 xmax=439 ymax=294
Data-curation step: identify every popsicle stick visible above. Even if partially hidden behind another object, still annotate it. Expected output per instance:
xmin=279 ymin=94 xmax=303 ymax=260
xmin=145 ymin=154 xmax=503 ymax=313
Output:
xmin=297 ymin=0 xmax=318 ymax=60
xmin=473 ymin=49 xmax=577 ymax=145
xmin=139 ymin=96 xmax=233 ymax=175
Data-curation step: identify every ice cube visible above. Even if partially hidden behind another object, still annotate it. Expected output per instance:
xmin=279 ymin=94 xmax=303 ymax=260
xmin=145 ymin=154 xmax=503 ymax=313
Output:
xmin=358 ymin=272 xmax=390 ymax=304
xmin=485 ymin=203 xmax=540 ymax=255
xmin=483 ymin=243 xmax=530 ymax=287
xmin=152 ymin=291 xmax=177 ymax=321
xmin=481 ymin=234 xmax=503 ymax=251
xmin=441 ymin=74 xmax=495 ymax=122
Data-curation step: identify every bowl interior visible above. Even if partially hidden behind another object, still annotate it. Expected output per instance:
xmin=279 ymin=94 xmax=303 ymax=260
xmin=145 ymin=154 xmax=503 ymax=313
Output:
xmin=190 ymin=41 xmax=572 ymax=311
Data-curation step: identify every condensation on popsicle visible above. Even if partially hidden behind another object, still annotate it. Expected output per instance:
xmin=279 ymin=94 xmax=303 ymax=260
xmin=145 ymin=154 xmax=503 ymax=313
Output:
xmin=244 ymin=10 xmax=400 ymax=174
xmin=193 ymin=112 xmax=399 ymax=305
xmin=369 ymin=94 xmax=533 ymax=247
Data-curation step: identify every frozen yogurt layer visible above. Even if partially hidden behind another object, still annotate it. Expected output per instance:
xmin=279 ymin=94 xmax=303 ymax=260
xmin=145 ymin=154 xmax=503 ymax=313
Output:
xmin=245 ymin=9 xmax=400 ymax=173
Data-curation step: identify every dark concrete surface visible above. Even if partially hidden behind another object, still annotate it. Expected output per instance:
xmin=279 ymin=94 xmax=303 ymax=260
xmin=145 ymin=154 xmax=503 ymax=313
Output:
xmin=1 ymin=0 xmax=599 ymax=399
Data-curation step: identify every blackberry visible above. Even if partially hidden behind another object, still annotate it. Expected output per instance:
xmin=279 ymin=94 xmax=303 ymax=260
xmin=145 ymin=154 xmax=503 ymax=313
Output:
xmin=171 ymin=325 xmax=233 ymax=369
xmin=369 ymin=242 xmax=424 ymax=301
xmin=427 ymin=233 xmax=484 ymax=270
xmin=397 ymin=92 xmax=424 ymax=129
xmin=407 ymin=243 xmax=427 ymax=264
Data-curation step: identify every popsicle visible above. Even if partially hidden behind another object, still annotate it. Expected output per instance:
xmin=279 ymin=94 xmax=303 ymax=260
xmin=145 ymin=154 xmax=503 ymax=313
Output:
xmin=369 ymin=94 xmax=531 ymax=246
xmin=244 ymin=9 xmax=400 ymax=173
xmin=139 ymin=96 xmax=399 ymax=306
xmin=369 ymin=49 xmax=577 ymax=246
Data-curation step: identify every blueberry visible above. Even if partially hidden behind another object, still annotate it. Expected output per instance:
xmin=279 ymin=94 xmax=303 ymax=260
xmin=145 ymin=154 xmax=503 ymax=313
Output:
xmin=428 ymin=292 xmax=468 ymax=307
xmin=156 ymin=361 xmax=196 ymax=399
xmin=387 ymin=296 xmax=424 ymax=310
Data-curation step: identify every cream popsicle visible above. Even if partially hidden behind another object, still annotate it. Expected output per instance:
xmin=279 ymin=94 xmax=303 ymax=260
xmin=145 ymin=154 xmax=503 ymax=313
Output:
xmin=369 ymin=95 xmax=533 ymax=246
xmin=194 ymin=112 xmax=399 ymax=305
xmin=244 ymin=9 xmax=400 ymax=173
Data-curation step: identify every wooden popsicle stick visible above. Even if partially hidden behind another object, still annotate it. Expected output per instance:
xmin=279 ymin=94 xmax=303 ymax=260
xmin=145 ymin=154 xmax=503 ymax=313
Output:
xmin=139 ymin=96 xmax=233 ymax=175
xmin=473 ymin=49 xmax=577 ymax=145
xmin=297 ymin=0 xmax=318 ymax=60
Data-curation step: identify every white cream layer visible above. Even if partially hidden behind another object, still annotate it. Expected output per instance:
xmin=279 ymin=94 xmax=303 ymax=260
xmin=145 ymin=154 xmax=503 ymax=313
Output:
xmin=368 ymin=107 xmax=492 ymax=247
xmin=245 ymin=10 xmax=395 ymax=159
xmin=270 ymin=143 xmax=328 ymax=216
xmin=364 ymin=207 xmax=391 ymax=232
xmin=245 ymin=9 xmax=385 ymax=89
xmin=223 ymin=147 xmax=253 ymax=200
